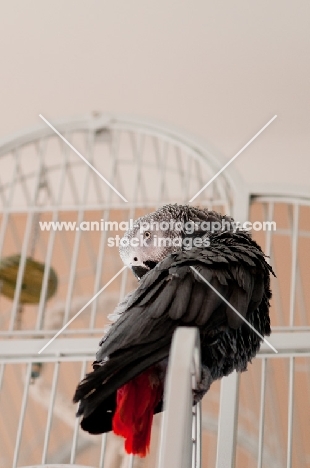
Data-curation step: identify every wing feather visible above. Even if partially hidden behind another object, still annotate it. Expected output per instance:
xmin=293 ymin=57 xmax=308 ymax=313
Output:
xmin=74 ymin=229 xmax=274 ymax=431
xmin=168 ymin=272 xmax=193 ymax=320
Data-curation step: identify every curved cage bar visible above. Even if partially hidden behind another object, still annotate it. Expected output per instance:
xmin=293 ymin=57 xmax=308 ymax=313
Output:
xmin=0 ymin=114 xmax=309 ymax=468
xmin=0 ymin=114 xmax=235 ymax=340
xmin=0 ymin=114 xmax=236 ymax=468
xmin=233 ymin=191 xmax=310 ymax=468
xmin=157 ymin=327 xmax=201 ymax=468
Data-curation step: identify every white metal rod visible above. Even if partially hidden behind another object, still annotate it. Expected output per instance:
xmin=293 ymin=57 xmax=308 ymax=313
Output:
xmin=35 ymin=136 xmax=70 ymax=330
xmin=264 ymin=201 xmax=274 ymax=259
xmin=1 ymin=332 xmax=310 ymax=361
xmin=7 ymin=217 xmax=32 ymax=328
xmin=191 ymin=400 xmax=202 ymax=468
xmin=4 ymin=349 xmax=310 ymax=365
xmin=257 ymin=358 xmax=267 ymax=468
xmin=0 ymin=327 xmax=107 ymax=337
xmin=1 ymin=323 xmax=308 ymax=337
xmin=70 ymin=359 xmax=87 ymax=463
xmin=58 ymin=219 xmax=83 ymax=290
xmin=61 ymin=214 xmax=85 ymax=325
xmin=126 ymin=124 xmax=227 ymax=184
xmin=16 ymin=150 xmax=33 ymax=205
xmin=89 ymin=129 xmax=121 ymax=329
xmin=131 ymin=131 xmax=147 ymax=202
xmin=98 ymin=433 xmax=108 ymax=468
xmin=286 ymin=356 xmax=295 ymax=468
xmin=0 ymin=114 xmax=239 ymax=189
xmin=0 ymin=363 xmax=5 ymax=392
xmin=41 ymin=360 xmax=60 ymax=463
xmin=263 ymin=202 xmax=283 ymax=326
xmin=156 ymin=139 xmax=168 ymax=203
xmin=253 ymin=195 xmax=310 ymax=208
xmin=0 ymin=197 xmax=228 ymax=214
xmin=184 ymin=151 xmax=192 ymax=202
xmin=215 ymin=371 xmax=239 ymax=468
xmin=12 ymin=362 xmax=33 ymax=468
xmin=128 ymin=454 xmax=135 ymax=468
xmin=296 ymin=266 xmax=307 ymax=326
xmin=196 ymin=401 xmax=202 ymax=468
xmin=289 ymin=204 xmax=299 ymax=326
xmin=157 ymin=327 xmax=201 ymax=468
xmin=174 ymin=145 xmax=184 ymax=200
xmin=58 ymin=132 xmax=89 ymax=312
xmin=88 ymin=205 xmax=110 ymax=329
xmin=192 ymin=405 xmax=197 ymax=468
xmin=118 ymin=131 xmax=144 ymax=302
xmin=0 ymin=325 xmax=306 ymax=337
xmin=9 ymin=140 xmax=46 ymax=331
xmin=0 ymin=148 xmax=20 ymax=259
xmin=65 ymin=139 xmax=82 ymax=205
xmin=82 ymin=129 xmax=106 ymax=274
xmin=62 ymin=132 xmax=95 ymax=326
xmin=0 ymin=173 xmax=7 ymax=205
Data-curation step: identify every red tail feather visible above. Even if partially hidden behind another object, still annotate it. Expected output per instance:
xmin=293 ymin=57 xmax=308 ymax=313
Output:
xmin=112 ymin=368 xmax=162 ymax=457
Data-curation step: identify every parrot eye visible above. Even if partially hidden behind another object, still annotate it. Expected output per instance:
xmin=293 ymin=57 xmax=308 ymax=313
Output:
xmin=144 ymin=231 xmax=151 ymax=239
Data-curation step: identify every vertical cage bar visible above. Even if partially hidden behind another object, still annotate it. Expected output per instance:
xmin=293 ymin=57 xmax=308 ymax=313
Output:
xmin=289 ymin=204 xmax=299 ymax=326
xmin=192 ymin=405 xmax=197 ymax=468
xmin=215 ymin=371 xmax=239 ymax=468
xmin=98 ymin=433 xmax=108 ymax=468
xmin=192 ymin=400 xmax=201 ymax=468
xmin=88 ymin=207 xmax=110 ymax=329
xmin=80 ymin=130 xmax=102 ymax=271
xmin=9 ymin=143 xmax=46 ymax=330
xmin=35 ymin=138 xmax=71 ymax=330
xmin=41 ymin=361 xmax=60 ymax=463
xmin=0 ymin=149 xmax=20 ymax=258
xmin=286 ymin=356 xmax=295 ymax=468
xmin=157 ymin=328 xmax=200 ymax=468
xmin=8 ymin=204 xmax=32 ymax=329
xmin=175 ymin=146 xmax=186 ymax=203
xmin=264 ymin=202 xmax=274 ymax=259
xmin=156 ymin=139 xmax=168 ymax=204
xmin=262 ymin=203 xmax=282 ymax=326
xmin=257 ymin=358 xmax=267 ymax=468
xmin=89 ymin=130 xmax=121 ymax=329
xmin=0 ymin=363 xmax=5 ymax=391
xmin=184 ymin=152 xmax=192 ymax=203
xmin=70 ymin=359 xmax=87 ymax=463
xmin=118 ymin=131 xmax=144 ymax=302
xmin=12 ymin=362 xmax=32 ymax=468
xmin=62 ymin=130 xmax=97 ymax=326
xmin=196 ymin=401 xmax=202 ymax=468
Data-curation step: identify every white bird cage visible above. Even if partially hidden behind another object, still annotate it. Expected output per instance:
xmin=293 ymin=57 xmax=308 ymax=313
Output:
xmin=0 ymin=114 xmax=309 ymax=468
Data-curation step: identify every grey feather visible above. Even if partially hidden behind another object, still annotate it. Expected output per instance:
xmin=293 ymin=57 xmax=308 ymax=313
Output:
xmin=73 ymin=204 xmax=275 ymax=435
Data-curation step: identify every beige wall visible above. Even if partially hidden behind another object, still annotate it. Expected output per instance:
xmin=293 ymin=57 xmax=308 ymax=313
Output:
xmin=0 ymin=3 xmax=310 ymax=466
xmin=1 ymin=0 xmax=310 ymax=189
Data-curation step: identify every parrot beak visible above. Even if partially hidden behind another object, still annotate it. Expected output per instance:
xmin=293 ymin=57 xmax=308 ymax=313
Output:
xmin=131 ymin=265 xmax=150 ymax=280
xmin=131 ymin=261 xmax=158 ymax=280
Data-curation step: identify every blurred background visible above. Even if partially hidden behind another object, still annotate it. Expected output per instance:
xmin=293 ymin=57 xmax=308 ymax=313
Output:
xmin=0 ymin=1 xmax=309 ymax=467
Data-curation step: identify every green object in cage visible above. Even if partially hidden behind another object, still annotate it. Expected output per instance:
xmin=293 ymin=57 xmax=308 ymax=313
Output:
xmin=0 ymin=254 xmax=58 ymax=304
xmin=31 ymin=362 xmax=43 ymax=379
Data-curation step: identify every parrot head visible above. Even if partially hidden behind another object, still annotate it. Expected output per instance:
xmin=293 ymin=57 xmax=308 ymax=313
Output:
xmin=119 ymin=209 xmax=182 ymax=279
xmin=119 ymin=204 xmax=233 ymax=280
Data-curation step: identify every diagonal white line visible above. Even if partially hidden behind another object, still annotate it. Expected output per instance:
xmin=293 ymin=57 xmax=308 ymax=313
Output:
xmin=190 ymin=266 xmax=278 ymax=353
xmin=189 ymin=115 xmax=277 ymax=203
xmin=39 ymin=114 xmax=128 ymax=203
xmin=38 ymin=265 xmax=127 ymax=354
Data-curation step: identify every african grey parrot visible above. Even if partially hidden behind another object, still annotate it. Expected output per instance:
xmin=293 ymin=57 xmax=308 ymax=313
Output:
xmin=73 ymin=204 xmax=274 ymax=456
